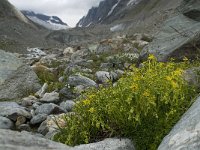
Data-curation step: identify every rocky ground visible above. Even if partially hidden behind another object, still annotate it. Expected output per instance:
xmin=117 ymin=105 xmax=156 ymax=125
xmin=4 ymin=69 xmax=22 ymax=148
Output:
xmin=0 ymin=33 xmax=151 ymax=150
xmin=1 ymin=30 xmax=200 ymax=150
xmin=0 ymin=0 xmax=200 ymax=149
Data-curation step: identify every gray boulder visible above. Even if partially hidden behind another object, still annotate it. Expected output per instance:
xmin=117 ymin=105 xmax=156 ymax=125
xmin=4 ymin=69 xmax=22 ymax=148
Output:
xmin=0 ymin=102 xmax=31 ymax=121
xmin=74 ymin=138 xmax=135 ymax=150
xmin=0 ymin=129 xmax=71 ymax=150
xmin=68 ymin=74 xmax=97 ymax=87
xmin=35 ymin=103 xmax=66 ymax=115
xmin=96 ymin=43 xmax=113 ymax=54
xmin=18 ymin=124 xmax=31 ymax=132
xmin=60 ymin=100 xmax=75 ymax=112
xmin=32 ymin=102 xmax=42 ymax=109
xmin=0 ymin=50 xmax=41 ymax=101
xmin=30 ymin=114 xmax=48 ymax=125
xmin=35 ymin=83 xmax=48 ymax=98
xmin=142 ymin=0 xmax=200 ymax=61
xmin=0 ymin=130 xmax=134 ymax=150
xmin=96 ymin=71 xmax=120 ymax=84
xmin=59 ymin=87 xmax=76 ymax=100
xmin=40 ymin=92 xmax=60 ymax=103
xmin=74 ymin=85 xmax=85 ymax=94
xmin=96 ymin=71 xmax=112 ymax=83
xmin=21 ymin=95 xmax=37 ymax=107
xmin=38 ymin=114 xmax=66 ymax=137
xmin=71 ymin=50 xmax=88 ymax=63
xmin=0 ymin=116 xmax=14 ymax=129
xmin=158 ymin=96 xmax=200 ymax=150
xmin=0 ymin=50 xmax=22 ymax=84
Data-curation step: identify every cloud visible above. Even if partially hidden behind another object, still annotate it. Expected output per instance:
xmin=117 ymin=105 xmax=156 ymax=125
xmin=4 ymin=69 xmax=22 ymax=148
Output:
xmin=8 ymin=0 xmax=103 ymax=27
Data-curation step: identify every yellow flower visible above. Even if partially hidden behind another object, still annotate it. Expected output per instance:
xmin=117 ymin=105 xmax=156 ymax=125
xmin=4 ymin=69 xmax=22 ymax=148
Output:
xmin=173 ymin=69 xmax=183 ymax=76
xmin=88 ymin=94 xmax=95 ymax=99
xmin=83 ymin=99 xmax=91 ymax=105
xmin=171 ymin=81 xmax=178 ymax=89
xmin=89 ymin=107 xmax=95 ymax=113
xmin=166 ymin=76 xmax=172 ymax=81
xmin=148 ymin=54 xmax=156 ymax=60
xmin=131 ymin=84 xmax=138 ymax=91
xmin=143 ymin=90 xmax=150 ymax=97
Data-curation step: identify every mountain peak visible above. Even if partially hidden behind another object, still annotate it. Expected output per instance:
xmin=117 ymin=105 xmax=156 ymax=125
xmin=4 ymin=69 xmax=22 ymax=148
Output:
xmin=22 ymin=10 xmax=70 ymax=30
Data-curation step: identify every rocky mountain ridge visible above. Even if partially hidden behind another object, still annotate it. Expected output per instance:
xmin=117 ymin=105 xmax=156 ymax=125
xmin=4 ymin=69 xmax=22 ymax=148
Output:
xmin=77 ymin=0 xmax=182 ymax=33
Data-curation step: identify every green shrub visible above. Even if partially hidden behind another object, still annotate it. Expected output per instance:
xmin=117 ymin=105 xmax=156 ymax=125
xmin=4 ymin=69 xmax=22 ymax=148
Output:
xmin=34 ymin=60 xmax=68 ymax=92
xmin=54 ymin=55 xmax=197 ymax=149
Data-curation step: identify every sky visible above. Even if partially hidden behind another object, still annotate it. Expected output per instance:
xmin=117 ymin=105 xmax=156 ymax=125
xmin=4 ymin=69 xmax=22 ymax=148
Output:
xmin=8 ymin=0 xmax=103 ymax=27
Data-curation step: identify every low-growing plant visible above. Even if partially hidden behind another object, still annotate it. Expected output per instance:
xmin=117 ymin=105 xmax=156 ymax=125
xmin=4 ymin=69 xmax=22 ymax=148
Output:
xmin=54 ymin=55 xmax=197 ymax=149
xmin=33 ymin=58 xmax=70 ymax=92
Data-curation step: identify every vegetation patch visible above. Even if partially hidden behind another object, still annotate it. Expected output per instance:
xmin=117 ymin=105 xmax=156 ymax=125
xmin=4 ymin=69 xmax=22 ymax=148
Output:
xmin=54 ymin=55 xmax=198 ymax=150
xmin=34 ymin=61 xmax=67 ymax=92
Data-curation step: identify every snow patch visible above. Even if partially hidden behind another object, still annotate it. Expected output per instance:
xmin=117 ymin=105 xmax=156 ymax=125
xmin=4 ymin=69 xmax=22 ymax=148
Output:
xmin=107 ymin=0 xmax=121 ymax=17
xmin=127 ymin=0 xmax=140 ymax=6
xmin=27 ymin=16 xmax=70 ymax=30
xmin=86 ymin=22 xmax=92 ymax=27
xmin=110 ymin=24 xmax=124 ymax=32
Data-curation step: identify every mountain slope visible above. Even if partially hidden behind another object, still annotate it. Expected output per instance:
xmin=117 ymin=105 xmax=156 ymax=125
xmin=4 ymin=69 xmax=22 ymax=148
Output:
xmin=0 ymin=0 xmax=56 ymax=53
xmin=76 ymin=0 xmax=144 ymax=27
xmin=77 ymin=0 xmax=182 ymax=33
xmin=0 ymin=0 xmax=30 ymax=24
xmin=22 ymin=11 xmax=70 ymax=30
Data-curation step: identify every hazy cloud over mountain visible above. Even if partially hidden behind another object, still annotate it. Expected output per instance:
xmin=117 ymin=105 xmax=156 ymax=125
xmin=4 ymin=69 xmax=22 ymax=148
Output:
xmin=8 ymin=0 xmax=103 ymax=27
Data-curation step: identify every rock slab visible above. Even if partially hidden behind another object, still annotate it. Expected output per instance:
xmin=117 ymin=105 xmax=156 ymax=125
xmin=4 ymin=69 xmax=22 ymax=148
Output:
xmin=0 ymin=49 xmax=41 ymax=101
xmin=158 ymin=96 xmax=200 ymax=150
xmin=0 ymin=129 xmax=135 ymax=150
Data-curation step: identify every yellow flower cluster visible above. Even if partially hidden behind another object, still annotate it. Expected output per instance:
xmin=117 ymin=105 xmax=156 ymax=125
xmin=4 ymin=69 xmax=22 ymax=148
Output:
xmin=83 ymin=99 xmax=91 ymax=105
xmin=143 ymin=90 xmax=150 ymax=97
xmin=131 ymin=84 xmax=138 ymax=91
xmin=148 ymin=54 xmax=156 ymax=60
xmin=173 ymin=68 xmax=183 ymax=76
xmin=89 ymin=107 xmax=95 ymax=113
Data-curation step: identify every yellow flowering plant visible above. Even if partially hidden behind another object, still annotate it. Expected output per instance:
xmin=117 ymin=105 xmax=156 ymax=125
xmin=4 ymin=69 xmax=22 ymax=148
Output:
xmin=54 ymin=54 xmax=197 ymax=150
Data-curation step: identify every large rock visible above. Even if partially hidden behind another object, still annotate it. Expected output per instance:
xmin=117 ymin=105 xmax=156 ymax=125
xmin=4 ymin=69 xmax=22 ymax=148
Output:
xmin=60 ymin=100 xmax=75 ymax=112
xmin=74 ymin=138 xmax=135 ymax=150
xmin=30 ymin=114 xmax=48 ymax=125
xmin=35 ymin=103 xmax=66 ymax=115
xmin=35 ymin=83 xmax=48 ymax=98
xmin=96 ymin=71 xmax=113 ymax=83
xmin=40 ymin=92 xmax=60 ymax=103
xmin=0 ymin=50 xmax=41 ymax=101
xmin=38 ymin=114 xmax=66 ymax=137
xmin=0 ymin=129 xmax=71 ymax=150
xmin=59 ymin=87 xmax=77 ymax=100
xmin=0 ymin=50 xmax=22 ymax=84
xmin=142 ymin=0 xmax=200 ymax=61
xmin=0 ymin=116 xmax=14 ymax=129
xmin=0 ymin=129 xmax=134 ymax=150
xmin=0 ymin=102 xmax=31 ymax=121
xmin=68 ymin=74 xmax=97 ymax=87
xmin=158 ymin=96 xmax=200 ymax=150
